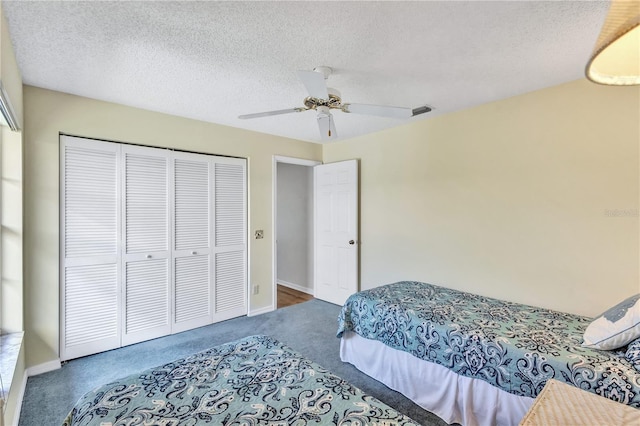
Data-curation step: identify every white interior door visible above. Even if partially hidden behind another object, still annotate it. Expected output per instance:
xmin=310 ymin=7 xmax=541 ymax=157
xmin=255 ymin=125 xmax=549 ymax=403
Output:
xmin=314 ymin=159 xmax=359 ymax=306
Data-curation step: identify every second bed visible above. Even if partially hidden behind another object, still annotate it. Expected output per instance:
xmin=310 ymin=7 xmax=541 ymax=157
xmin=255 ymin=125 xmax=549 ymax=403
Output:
xmin=338 ymin=281 xmax=640 ymax=425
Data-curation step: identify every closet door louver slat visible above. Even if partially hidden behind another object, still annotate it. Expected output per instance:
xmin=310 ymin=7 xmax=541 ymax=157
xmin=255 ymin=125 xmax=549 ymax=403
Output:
xmin=215 ymin=251 xmax=245 ymax=313
xmin=175 ymin=255 xmax=210 ymax=323
xmin=64 ymin=147 xmax=118 ymax=259
xmin=125 ymin=258 xmax=170 ymax=335
xmin=175 ymin=159 xmax=209 ymax=251
xmin=125 ymin=153 xmax=169 ymax=253
xmin=64 ymin=264 xmax=118 ymax=350
xmin=215 ymin=163 xmax=245 ymax=247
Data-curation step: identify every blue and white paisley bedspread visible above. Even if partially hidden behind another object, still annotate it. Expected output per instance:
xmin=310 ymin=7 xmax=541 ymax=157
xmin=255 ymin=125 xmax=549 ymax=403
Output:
xmin=63 ymin=335 xmax=419 ymax=425
xmin=337 ymin=281 xmax=640 ymax=408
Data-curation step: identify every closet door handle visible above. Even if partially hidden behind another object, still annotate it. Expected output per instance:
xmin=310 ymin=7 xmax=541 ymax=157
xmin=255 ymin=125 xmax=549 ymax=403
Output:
xmin=191 ymin=251 xmax=197 ymax=255
xmin=146 ymin=254 xmax=152 ymax=259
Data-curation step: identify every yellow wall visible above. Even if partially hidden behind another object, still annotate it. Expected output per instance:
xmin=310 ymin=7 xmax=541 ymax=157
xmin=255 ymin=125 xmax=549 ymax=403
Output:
xmin=324 ymin=79 xmax=640 ymax=317
xmin=23 ymin=85 xmax=322 ymax=367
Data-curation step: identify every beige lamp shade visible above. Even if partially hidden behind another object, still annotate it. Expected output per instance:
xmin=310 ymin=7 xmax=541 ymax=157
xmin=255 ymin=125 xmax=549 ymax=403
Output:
xmin=586 ymin=0 xmax=640 ymax=85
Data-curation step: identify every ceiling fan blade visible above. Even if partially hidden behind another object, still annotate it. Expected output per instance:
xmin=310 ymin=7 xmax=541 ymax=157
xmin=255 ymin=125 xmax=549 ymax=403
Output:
xmin=238 ymin=108 xmax=304 ymax=119
xmin=297 ymin=70 xmax=329 ymax=99
xmin=343 ymin=103 xmax=432 ymax=119
xmin=317 ymin=113 xmax=337 ymax=140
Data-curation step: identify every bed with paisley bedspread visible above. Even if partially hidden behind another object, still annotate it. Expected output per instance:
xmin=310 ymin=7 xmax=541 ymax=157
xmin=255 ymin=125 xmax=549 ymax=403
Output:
xmin=337 ymin=281 xmax=640 ymax=426
xmin=63 ymin=334 xmax=419 ymax=426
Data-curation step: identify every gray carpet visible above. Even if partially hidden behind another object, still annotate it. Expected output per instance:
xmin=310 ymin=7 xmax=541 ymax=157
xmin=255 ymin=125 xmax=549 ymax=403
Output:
xmin=19 ymin=299 xmax=448 ymax=425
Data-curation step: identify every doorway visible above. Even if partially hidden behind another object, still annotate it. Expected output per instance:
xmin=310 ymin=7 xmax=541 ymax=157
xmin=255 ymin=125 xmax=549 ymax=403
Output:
xmin=273 ymin=156 xmax=320 ymax=310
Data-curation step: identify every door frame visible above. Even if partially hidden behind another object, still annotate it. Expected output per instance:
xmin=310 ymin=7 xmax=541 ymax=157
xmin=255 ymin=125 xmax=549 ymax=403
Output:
xmin=272 ymin=155 xmax=321 ymax=311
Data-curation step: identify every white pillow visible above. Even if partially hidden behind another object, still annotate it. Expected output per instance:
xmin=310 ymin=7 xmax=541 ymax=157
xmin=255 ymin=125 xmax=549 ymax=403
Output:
xmin=582 ymin=293 xmax=640 ymax=350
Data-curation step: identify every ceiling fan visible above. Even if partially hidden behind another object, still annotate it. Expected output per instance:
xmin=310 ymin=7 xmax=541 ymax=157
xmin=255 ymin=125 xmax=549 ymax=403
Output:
xmin=238 ymin=66 xmax=432 ymax=141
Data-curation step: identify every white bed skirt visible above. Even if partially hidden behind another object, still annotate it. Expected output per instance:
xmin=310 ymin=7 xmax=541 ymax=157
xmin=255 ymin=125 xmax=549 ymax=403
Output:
xmin=340 ymin=331 xmax=534 ymax=426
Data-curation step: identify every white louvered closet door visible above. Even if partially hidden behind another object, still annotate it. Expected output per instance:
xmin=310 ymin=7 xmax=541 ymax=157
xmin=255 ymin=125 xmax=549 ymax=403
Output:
xmin=212 ymin=158 xmax=247 ymax=322
xmin=60 ymin=136 xmax=121 ymax=361
xmin=62 ymin=138 xmax=248 ymax=360
xmin=172 ymin=151 xmax=212 ymax=333
xmin=122 ymin=145 xmax=171 ymax=346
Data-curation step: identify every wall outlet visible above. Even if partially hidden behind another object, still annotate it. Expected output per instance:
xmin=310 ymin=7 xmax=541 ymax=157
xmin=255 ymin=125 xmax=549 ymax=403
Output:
xmin=252 ymin=284 xmax=259 ymax=295
xmin=255 ymin=230 xmax=264 ymax=239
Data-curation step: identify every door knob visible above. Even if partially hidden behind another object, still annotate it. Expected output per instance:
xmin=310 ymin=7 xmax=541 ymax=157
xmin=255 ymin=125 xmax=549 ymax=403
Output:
xmin=349 ymin=240 xmax=355 ymax=245
xmin=191 ymin=251 xmax=197 ymax=255
xmin=146 ymin=254 xmax=152 ymax=259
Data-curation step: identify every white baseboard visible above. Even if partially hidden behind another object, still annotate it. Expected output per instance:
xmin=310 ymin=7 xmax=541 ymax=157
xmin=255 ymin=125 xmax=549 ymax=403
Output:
xmin=248 ymin=305 xmax=274 ymax=317
xmin=11 ymin=359 xmax=62 ymax=424
xmin=9 ymin=370 xmax=27 ymax=426
xmin=26 ymin=359 xmax=61 ymax=377
xmin=277 ymin=280 xmax=313 ymax=295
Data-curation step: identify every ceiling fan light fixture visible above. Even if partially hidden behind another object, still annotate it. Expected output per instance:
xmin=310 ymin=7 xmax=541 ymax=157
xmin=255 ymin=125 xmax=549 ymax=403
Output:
xmin=586 ymin=0 xmax=640 ymax=85
xmin=316 ymin=105 xmax=331 ymax=117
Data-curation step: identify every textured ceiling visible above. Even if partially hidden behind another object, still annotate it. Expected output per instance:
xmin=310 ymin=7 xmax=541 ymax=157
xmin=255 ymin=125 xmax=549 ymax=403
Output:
xmin=3 ymin=1 xmax=609 ymax=143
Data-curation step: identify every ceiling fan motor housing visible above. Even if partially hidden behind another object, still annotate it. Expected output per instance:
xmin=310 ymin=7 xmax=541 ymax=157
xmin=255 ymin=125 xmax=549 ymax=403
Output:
xmin=304 ymin=87 xmax=342 ymax=110
xmin=313 ymin=66 xmax=332 ymax=79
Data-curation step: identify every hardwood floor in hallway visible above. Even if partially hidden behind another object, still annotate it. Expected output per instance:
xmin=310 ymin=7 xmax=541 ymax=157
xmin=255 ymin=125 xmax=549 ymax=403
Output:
xmin=277 ymin=284 xmax=313 ymax=308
